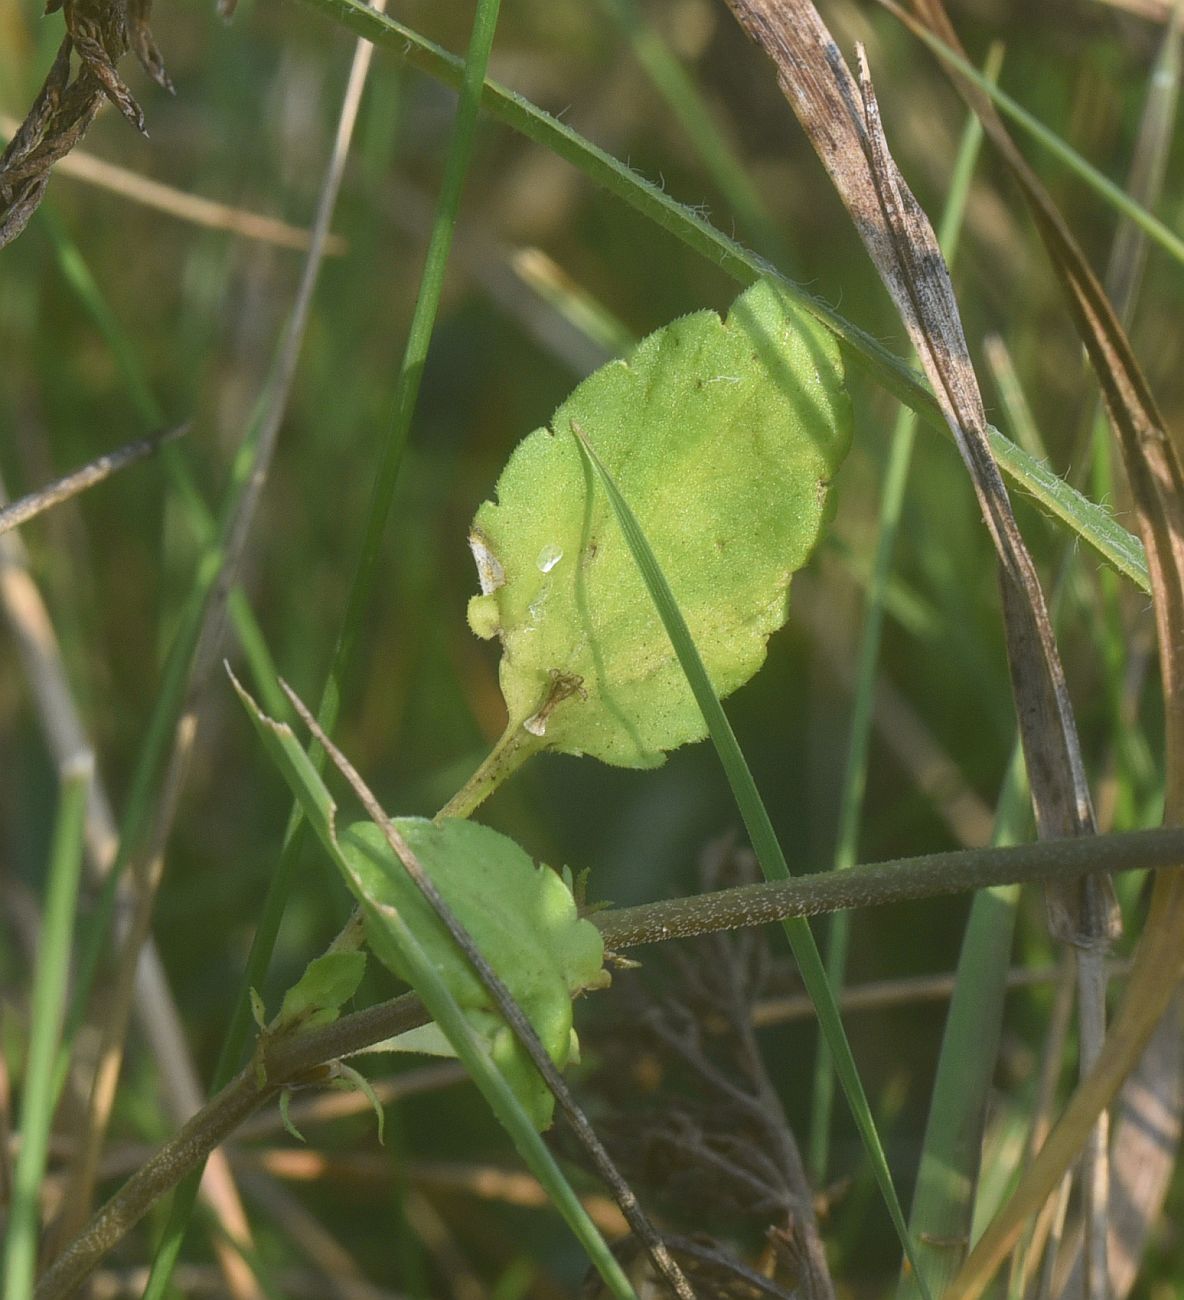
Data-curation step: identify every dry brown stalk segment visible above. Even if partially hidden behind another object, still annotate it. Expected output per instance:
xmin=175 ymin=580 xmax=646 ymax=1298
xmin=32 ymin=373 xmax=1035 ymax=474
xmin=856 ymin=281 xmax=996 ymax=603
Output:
xmin=874 ymin=3 xmax=1184 ymax=1295
xmin=719 ymin=0 xmax=1109 ymax=929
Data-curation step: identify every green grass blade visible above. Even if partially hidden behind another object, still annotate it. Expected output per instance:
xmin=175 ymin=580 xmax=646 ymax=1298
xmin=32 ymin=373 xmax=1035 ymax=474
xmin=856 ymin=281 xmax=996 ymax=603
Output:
xmin=145 ymin=0 xmax=507 ymax=1290
xmin=351 ymin=941 xmax=637 ymax=1300
xmin=39 ymin=211 xmax=287 ymax=653
xmin=318 ymin=0 xmax=504 ymax=739
xmin=40 ymin=214 xmax=287 ymax=1067
xmin=34 ymin=244 xmax=285 ymax=1296
xmin=40 ymin=208 xmax=164 ymax=427
xmin=904 ymin=30 xmax=1184 ymax=1288
xmin=231 ymin=677 xmax=640 ymax=1300
xmin=984 ymin=432 xmax=1147 ymax=591
xmin=811 ymin=43 xmax=998 ymax=1185
xmin=2 ymin=760 xmax=90 ymax=1300
xmin=892 ymin=10 xmax=1184 ymax=269
xmin=511 ymin=247 xmax=635 ymax=358
xmin=898 ymin=813 xmax=1025 ymax=1298
xmin=208 ymin=0 xmax=504 ymax=1125
xmin=572 ymin=429 xmax=932 ymax=1299
xmin=286 ymin=0 xmax=1149 ymax=595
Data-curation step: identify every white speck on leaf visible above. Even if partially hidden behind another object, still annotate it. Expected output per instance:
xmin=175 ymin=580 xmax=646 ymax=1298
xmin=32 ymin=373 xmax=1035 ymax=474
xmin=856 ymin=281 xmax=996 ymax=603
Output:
xmin=469 ymin=530 xmax=504 ymax=595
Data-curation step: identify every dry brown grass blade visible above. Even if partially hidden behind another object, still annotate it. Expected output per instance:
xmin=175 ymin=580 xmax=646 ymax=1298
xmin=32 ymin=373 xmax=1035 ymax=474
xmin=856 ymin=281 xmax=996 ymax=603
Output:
xmin=1053 ymin=992 xmax=1184 ymax=1299
xmin=0 ymin=470 xmax=262 ymax=1300
xmin=0 ymin=116 xmax=349 ymax=254
xmin=751 ymin=960 xmax=1132 ymax=1027
xmin=1058 ymin=16 xmax=1183 ymax=1296
xmin=718 ymin=3 xmax=1122 ymax=1290
xmin=0 ymin=425 xmax=186 ymax=538
xmin=1103 ymin=7 xmax=1181 ymax=325
xmin=1093 ymin=0 xmax=1178 ymax=20
xmin=719 ymin=0 xmax=1102 ymax=877
xmin=0 ymin=0 xmax=169 ymax=249
xmin=880 ymin=3 xmax=1184 ymax=1296
xmin=723 ymin=0 xmax=1113 ymax=938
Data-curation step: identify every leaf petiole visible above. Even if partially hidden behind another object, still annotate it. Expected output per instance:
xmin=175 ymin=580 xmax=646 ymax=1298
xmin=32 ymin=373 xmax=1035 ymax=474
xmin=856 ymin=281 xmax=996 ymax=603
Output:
xmin=435 ymin=722 xmax=544 ymax=821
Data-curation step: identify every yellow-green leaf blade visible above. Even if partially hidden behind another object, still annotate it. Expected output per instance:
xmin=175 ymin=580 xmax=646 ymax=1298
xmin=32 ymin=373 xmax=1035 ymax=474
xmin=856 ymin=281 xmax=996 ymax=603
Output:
xmin=340 ymin=818 xmax=608 ymax=1131
xmin=468 ymin=277 xmax=851 ymax=767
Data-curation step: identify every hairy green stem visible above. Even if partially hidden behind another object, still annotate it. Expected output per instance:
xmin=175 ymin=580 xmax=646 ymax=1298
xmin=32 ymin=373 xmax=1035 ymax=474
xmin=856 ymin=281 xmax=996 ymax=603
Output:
xmin=435 ymin=723 xmax=543 ymax=821
xmin=34 ymin=993 xmax=430 ymax=1300
xmin=291 ymin=0 xmax=1150 ymax=595
xmin=592 ymin=828 xmax=1184 ymax=949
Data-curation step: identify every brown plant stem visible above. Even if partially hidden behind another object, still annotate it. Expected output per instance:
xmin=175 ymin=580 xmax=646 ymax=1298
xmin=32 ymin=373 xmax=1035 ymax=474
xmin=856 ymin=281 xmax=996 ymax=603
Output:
xmin=33 ymin=994 xmax=430 ymax=1300
xmin=881 ymin=4 xmax=1184 ymax=1294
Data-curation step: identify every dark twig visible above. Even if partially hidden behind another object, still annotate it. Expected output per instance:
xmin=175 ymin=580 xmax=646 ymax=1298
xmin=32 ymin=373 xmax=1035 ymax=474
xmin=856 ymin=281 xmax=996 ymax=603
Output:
xmin=579 ymin=842 xmax=831 ymax=1297
xmin=33 ymin=992 xmax=430 ymax=1300
xmin=592 ymin=828 xmax=1184 ymax=950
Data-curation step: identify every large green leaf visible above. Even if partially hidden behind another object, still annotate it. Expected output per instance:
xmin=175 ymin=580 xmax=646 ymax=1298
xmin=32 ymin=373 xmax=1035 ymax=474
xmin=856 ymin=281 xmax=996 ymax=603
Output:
xmin=467 ymin=277 xmax=851 ymax=767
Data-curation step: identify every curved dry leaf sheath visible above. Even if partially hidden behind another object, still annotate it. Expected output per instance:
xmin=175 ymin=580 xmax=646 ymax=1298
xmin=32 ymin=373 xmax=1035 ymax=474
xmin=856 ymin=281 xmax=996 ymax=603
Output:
xmin=0 ymin=0 xmax=170 ymax=249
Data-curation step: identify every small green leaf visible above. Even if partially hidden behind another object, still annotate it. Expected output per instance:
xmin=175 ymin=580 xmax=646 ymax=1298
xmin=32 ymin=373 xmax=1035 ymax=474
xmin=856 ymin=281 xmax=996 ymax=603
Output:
xmin=232 ymin=674 xmax=634 ymax=1293
xmin=335 ymin=1063 xmax=386 ymax=1145
xmin=277 ymin=950 xmax=367 ymax=1034
xmin=340 ymin=817 xmax=609 ymax=1129
xmin=279 ymin=1090 xmax=305 ymax=1144
xmin=467 ymin=277 xmax=850 ymax=767
xmin=249 ymin=987 xmax=267 ymax=1031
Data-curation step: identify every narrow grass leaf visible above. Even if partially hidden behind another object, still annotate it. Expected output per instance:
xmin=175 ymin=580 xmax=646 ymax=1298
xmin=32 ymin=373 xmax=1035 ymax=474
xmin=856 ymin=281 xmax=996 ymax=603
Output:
xmin=811 ymin=42 xmax=996 ymax=1189
xmin=135 ymin=9 xmax=405 ymax=1289
xmin=571 ymin=426 xmax=932 ymax=1298
xmin=2 ymin=760 xmax=90 ymax=1300
xmin=715 ymin=39 xmax=1117 ymax=1290
xmin=281 ymin=684 xmax=692 ymax=1297
xmin=596 ymin=0 xmax=790 ymax=264
xmin=142 ymin=1 xmax=503 ymax=1289
xmin=893 ymin=4 xmax=1184 ymax=1294
xmin=37 ymin=222 xmax=289 ymax=1015
xmin=880 ymin=0 xmax=1184 ymax=269
xmin=198 ymin=0 xmax=508 ymax=1128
